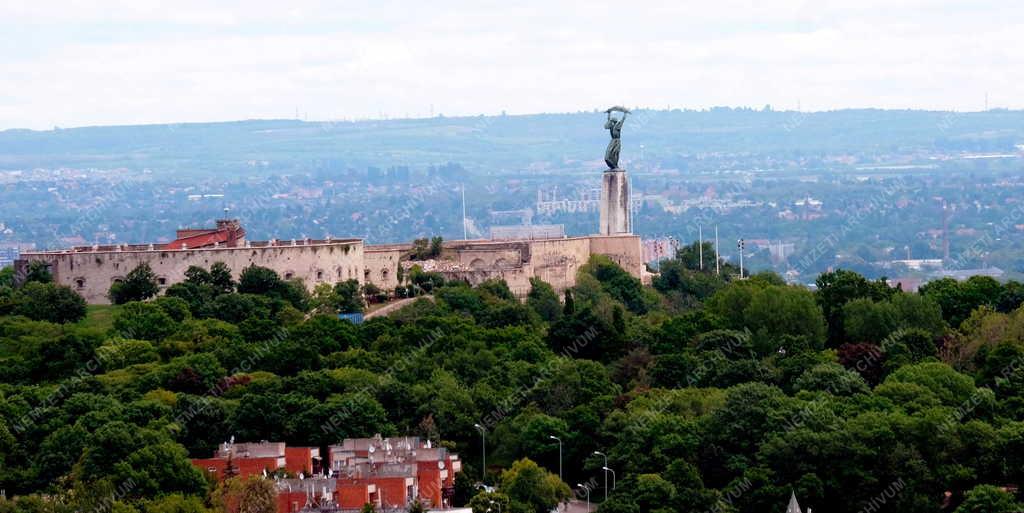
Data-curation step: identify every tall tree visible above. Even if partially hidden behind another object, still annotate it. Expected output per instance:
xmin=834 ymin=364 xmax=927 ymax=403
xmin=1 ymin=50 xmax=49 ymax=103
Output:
xmin=527 ymin=277 xmax=562 ymax=323
xmin=214 ymin=476 xmax=276 ymax=513
xmin=815 ymin=269 xmax=890 ymax=344
xmin=499 ymin=458 xmax=571 ymax=513
xmin=109 ymin=263 xmax=160 ymax=304
xmin=209 ymin=262 xmax=236 ymax=294
xmin=24 ymin=261 xmax=53 ymax=284
xmin=334 ymin=279 xmax=365 ymax=314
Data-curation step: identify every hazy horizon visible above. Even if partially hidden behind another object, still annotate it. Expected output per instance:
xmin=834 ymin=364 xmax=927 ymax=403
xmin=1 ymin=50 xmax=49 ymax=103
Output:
xmin=1 ymin=0 xmax=1021 ymax=130
xmin=4 ymin=105 xmax=1024 ymax=133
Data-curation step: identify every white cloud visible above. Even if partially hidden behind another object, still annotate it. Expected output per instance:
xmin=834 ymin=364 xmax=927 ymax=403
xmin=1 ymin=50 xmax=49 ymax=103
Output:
xmin=0 ymin=0 xmax=1021 ymax=128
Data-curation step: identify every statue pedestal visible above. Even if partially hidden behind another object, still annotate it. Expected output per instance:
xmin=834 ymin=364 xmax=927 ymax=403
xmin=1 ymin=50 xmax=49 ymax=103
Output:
xmin=599 ymin=169 xmax=631 ymax=236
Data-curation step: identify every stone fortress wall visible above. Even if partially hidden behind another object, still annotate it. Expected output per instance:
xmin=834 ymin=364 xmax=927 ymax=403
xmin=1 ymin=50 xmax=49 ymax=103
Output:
xmin=18 ymin=238 xmax=365 ymax=304
xmin=17 ymin=233 xmax=645 ymax=304
xmin=363 ymin=235 xmax=644 ymax=297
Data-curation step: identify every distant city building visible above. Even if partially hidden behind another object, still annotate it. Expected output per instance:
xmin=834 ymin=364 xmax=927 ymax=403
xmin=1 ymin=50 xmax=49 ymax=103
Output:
xmin=887 ymin=277 xmax=924 ymax=293
xmin=794 ymin=196 xmax=823 ymax=208
xmin=489 ymin=209 xmax=533 ymax=226
xmin=0 ymin=243 xmax=35 ymax=268
xmin=888 ymin=266 xmax=1007 ymax=292
xmin=643 ymin=237 xmax=676 ymax=263
xmin=536 ymin=187 xmax=603 ymax=215
xmin=892 ymin=259 xmax=944 ymax=271
xmin=937 ymin=266 xmax=1004 ymax=281
xmin=0 ymin=247 xmax=20 ymax=268
xmin=743 ymin=239 xmax=795 ymax=265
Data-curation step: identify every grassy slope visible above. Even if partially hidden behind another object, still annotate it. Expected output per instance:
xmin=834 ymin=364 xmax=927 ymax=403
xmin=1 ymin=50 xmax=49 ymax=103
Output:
xmin=78 ymin=304 xmax=118 ymax=333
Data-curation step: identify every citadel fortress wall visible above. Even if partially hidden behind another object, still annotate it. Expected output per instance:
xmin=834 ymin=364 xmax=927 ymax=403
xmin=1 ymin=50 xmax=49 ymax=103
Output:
xmin=17 ymin=230 xmax=645 ymax=304
xmin=18 ymin=238 xmax=365 ymax=304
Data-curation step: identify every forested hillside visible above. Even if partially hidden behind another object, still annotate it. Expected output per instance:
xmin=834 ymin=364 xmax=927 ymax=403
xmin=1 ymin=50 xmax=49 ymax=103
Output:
xmin=1 ymin=243 xmax=1024 ymax=513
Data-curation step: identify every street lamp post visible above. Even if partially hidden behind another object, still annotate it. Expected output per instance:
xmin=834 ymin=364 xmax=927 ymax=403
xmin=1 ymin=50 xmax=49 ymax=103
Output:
xmin=549 ymin=435 xmax=563 ymax=482
xmin=602 ymin=466 xmax=616 ymax=491
xmin=593 ymin=451 xmax=608 ymax=501
xmin=737 ymin=238 xmax=745 ymax=279
xmin=576 ymin=483 xmax=590 ymax=512
xmin=474 ymin=423 xmax=487 ymax=483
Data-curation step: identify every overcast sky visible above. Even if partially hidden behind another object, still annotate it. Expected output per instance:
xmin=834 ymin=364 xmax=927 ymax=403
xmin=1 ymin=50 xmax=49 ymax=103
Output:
xmin=0 ymin=0 xmax=1021 ymax=129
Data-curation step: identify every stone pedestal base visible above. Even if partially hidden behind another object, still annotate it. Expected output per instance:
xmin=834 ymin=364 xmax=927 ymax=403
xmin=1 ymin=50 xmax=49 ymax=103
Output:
xmin=599 ymin=169 xmax=631 ymax=236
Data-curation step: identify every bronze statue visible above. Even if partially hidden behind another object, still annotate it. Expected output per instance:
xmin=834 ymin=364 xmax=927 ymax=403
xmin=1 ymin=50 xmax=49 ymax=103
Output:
xmin=603 ymin=106 xmax=629 ymax=170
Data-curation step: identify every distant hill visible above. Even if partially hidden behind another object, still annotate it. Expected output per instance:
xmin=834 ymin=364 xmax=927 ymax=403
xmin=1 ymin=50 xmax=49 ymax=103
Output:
xmin=1 ymin=109 xmax=1022 ymax=174
xmin=0 ymin=108 xmax=1019 ymax=174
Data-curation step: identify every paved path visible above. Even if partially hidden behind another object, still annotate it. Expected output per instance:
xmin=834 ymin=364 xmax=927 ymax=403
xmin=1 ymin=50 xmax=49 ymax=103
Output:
xmin=364 ymin=295 xmax=434 ymax=319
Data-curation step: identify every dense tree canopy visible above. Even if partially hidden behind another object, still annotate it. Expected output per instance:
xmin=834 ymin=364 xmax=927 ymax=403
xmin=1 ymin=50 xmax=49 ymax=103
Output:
xmin=8 ymin=282 xmax=86 ymax=324
xmin=0 ymin=253 xmax=1022 ymax=513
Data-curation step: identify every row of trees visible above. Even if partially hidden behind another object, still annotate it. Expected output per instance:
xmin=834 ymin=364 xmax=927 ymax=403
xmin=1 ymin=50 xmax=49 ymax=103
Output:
xmin=114 ymin=260 xmax=446 ymax=314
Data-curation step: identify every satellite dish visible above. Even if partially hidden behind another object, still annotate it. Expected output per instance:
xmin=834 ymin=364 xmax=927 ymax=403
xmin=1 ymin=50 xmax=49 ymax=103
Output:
xmin=369 ymin=446 xmax=376 ymax=454
xmin=438 ymin=461 xmax=445 ymax=470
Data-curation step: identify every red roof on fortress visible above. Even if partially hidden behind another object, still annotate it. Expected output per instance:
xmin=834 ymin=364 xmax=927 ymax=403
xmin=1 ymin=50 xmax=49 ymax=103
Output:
xmin=166 ymin=219 xmax=246 ymax=250
xmin=165 ymin=230 xmax=235 ymax=250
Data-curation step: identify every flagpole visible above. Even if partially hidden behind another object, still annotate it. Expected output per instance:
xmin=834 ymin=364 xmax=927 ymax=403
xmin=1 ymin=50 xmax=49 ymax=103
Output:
xmin=699 ymin=224 xmax=703 ymax=270
xmin=715 ymin=225 xmax=720 ymax=276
